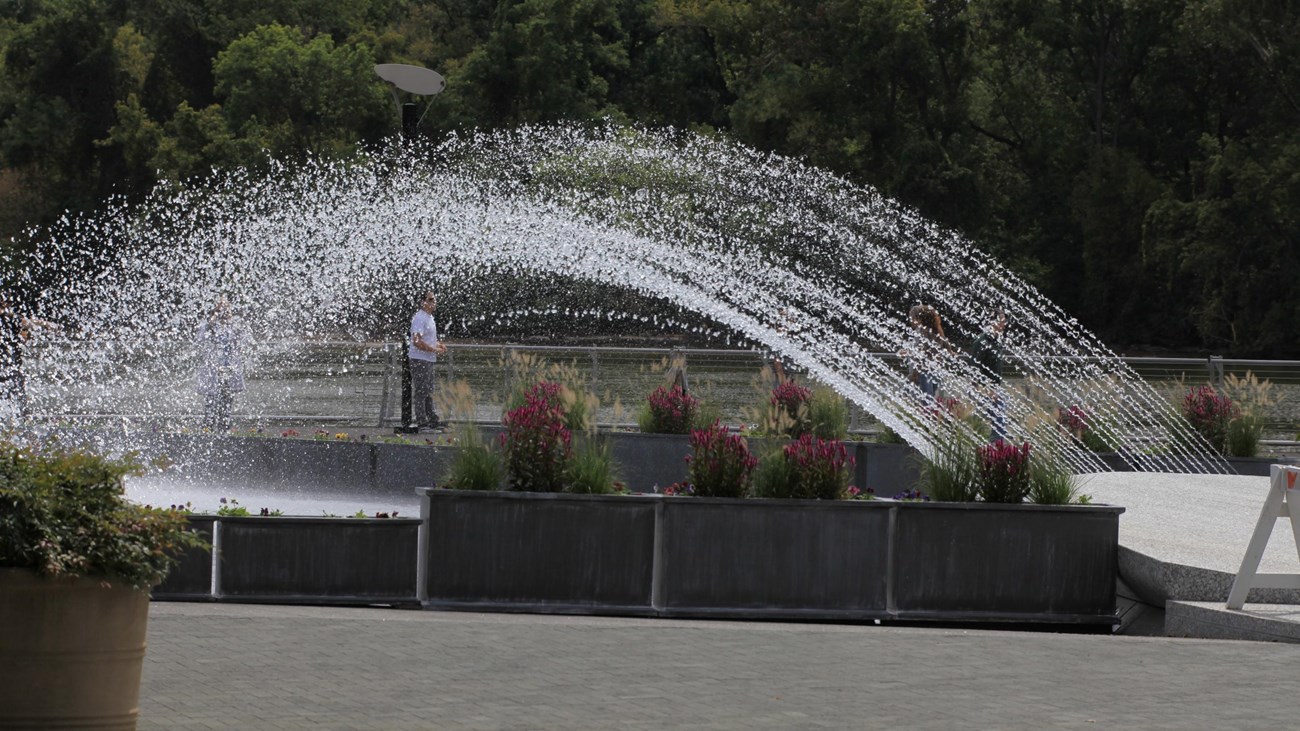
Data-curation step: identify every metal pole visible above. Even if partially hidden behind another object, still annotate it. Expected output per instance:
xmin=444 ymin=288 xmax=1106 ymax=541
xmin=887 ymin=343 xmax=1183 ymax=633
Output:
xmin=395 ymin=335 xmax=417 ymax=433
xmin=401 ymin=102 xmax=418 ymax=138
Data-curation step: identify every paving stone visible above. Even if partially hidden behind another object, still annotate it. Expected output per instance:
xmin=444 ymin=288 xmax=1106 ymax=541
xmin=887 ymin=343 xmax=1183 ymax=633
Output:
xmin=139 ymin=602 xmax=1300 ymax=730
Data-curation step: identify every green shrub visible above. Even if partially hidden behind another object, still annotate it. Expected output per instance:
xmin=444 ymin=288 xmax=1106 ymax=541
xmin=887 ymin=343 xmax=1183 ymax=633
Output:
xmin=0 ymin=439 xmax=207 ymax=589
xmin=692 ymin=400 xmax=722 ymax=430
xmin=877 ymin=425 xmax=909 ymax=444
xmin=445 ymin=426 xmax=504 ymax=491
xmin=1028 ymin=450 xmax=1079 ymax=505
xmin=807 ymin=387 xmax=849 ymax=440
xmin=751 ymin=447 xmax=798 ymax=499
xmin=1226 ymin=413 xmax=1264 ymax=458
xmin=918 ymin=428 xmax=979 ymax=502
xmin=565 ymin=440 xmax=618 ymax=494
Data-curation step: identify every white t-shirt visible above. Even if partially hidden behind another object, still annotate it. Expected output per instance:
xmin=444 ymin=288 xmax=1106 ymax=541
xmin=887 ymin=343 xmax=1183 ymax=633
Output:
xmin=409 ymin=310 xmax=439 ymax=362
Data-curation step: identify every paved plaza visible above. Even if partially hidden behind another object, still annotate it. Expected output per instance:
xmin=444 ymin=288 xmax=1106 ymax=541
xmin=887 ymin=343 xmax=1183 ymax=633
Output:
xmin=142 ymin=602 xmax=1300 ymax=730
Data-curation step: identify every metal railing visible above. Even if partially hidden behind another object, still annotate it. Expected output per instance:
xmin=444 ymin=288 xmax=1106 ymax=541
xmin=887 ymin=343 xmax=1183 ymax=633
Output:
xmin=20 ymin=341 xmax=1300 ymax=433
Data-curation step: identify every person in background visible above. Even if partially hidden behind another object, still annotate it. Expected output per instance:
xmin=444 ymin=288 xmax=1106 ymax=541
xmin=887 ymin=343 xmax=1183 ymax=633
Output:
xmin=971 ymin=308 xmax=1008 ymax=441
xmin=195 ymin=295 xmax=249 ymax=432
xmin=0 ymin=292 xmax=62 ymax=420
xmin=410 ymin=289 xmax=448 ymax=431
xmin=901 ymin=304 xmax=951 ymax=398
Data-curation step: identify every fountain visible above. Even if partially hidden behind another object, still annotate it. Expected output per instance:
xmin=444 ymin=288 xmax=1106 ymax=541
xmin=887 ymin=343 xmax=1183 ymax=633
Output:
xmin=2 ymin=123 xmax=1231 ymax=478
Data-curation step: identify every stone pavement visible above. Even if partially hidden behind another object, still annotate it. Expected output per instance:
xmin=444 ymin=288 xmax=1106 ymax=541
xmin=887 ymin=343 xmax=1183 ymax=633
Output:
xmin=142 ymin=602 xmax=1300 ymax=730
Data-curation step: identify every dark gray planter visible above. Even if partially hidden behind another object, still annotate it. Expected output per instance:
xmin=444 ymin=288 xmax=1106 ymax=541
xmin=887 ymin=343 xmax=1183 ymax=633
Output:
xmin=890 ymin=501 xmax=1124 ymax=622
xmin=606 ymin=431 xmax=691 ymax=492
xmin=1225 ymin=456 xmax=1293 ymax=477
xmin=421 ymin=489 xmax=657 ymax=613
xmin=419 ymin=488 xmax=1122 ymax=625
xmin=151 ymin=516 xmax=216 ymax=599
xmin=374 ymin=441 xmax=449 ymax=490
xmin=1092 ymin=451 xmax=1288 ymax=477
xmin=217 ymin=517 xmax=421 ymax=604
xmin=655 ymin=498 xmax=891 ymax=618
xmin=852 ymin=442 xmax=922 ymax=495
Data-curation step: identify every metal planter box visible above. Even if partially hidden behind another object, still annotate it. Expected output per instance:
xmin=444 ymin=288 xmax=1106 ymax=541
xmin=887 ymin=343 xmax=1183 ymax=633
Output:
xmin=217 ymin=517 xmax=421 ymax=603
xmin=420 ymin=489 xmax=658 ymax=613
xmin=890 ymin=501 xmax=1124 ymax=623
xmin=419 ymin=489 xmax=1122 ymax=625
xmin=153 ymin=516 xmax=421 ymax=604
xmin=151 ymin=516 xmax=216 ymax=599
xmin=655 ymin=498 xmax=892 ymax=619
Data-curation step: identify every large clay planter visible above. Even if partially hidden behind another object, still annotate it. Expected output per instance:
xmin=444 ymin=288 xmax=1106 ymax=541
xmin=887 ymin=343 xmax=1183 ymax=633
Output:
xmin=0 ymin=568 xmax=150 ymax=730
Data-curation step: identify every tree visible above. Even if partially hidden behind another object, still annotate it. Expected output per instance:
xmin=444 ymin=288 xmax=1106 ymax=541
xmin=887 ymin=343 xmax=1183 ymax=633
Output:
xmin=213 ymin=23 xmax=389 ymax=157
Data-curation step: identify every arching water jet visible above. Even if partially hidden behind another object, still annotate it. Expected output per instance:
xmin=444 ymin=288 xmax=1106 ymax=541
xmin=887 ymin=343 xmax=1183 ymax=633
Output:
xmin=3 ymin=124 xmax=1231 ymax=474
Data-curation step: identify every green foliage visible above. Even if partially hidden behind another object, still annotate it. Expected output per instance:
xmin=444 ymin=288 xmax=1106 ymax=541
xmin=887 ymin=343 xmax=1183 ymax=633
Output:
xmin=444 ymin=426 xmax=505 ymax=491
xmin=448 ymin=0 xmax=629 ymax=125
xmin=216 ymin=498 xmax=251 ymax=517
xmin=807 ymin=387 xmax=849 ymax=441
xmin=1028 ymin=451 xmax=1079 ymax=506
xmin=564 ymin=439 xmax=619 ymax=495
xmin=0 ymin=439 xmax=208 ymax=589
xmin=1226 ymin=414 xmax=1264 ymax=459
xmin=750 ymin=446 xmax=798 ymax=499
xmin=876 ymin=425 xmax=909 ymax=445
xmin=1 ymin=0 xmax=1299 ymax=356
xmin=918 ymin=428 xmax=980 ymax=503
xmin=691 ymin=399 xmax=722 ymax=431
xmin=213 ymin=23 xmax=388 ymax=157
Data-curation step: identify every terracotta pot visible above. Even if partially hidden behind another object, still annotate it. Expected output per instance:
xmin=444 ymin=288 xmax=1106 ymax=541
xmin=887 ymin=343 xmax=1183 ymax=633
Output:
xmin=0 ymin=568 xmax=150 ymax=730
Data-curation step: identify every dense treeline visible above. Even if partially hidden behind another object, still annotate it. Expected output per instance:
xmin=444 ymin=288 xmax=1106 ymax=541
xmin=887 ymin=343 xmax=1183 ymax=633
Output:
xmin=0 ymin=0 xmax=1296 ymax=355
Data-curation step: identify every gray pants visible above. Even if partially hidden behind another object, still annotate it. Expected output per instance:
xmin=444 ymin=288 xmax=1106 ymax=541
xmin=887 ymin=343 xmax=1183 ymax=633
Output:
xmin=411 ymin=358 xmax=440 ymax=426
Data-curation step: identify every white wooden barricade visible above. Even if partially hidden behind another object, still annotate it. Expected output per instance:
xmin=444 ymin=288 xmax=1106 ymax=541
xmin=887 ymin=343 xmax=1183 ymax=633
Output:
xmin=1226 ymin=464 xmax=1300 ymax=610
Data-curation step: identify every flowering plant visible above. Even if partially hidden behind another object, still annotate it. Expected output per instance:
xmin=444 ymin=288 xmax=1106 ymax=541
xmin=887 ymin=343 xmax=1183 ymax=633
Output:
xmin=501 ymin=382 xmax=573 ymax=492
xmin=771 ymin=382 xmax=813 ymax=436
xmin=661 ymin=482 xmax=695 ymax=497
xmin=977 ymin=439 xmax=1032 ymax=503
xmin=1182 ymin=385 xmax=1237 ymax=453
xmin=1057 ymin=405 xmax=1089 ymax=436
xmin=686 ymin=422 xmax=756 ymax=498
xmin=643 ymin=384 xmax=699 ymax=434
xmin=1057 ymin=404 xmax=1111 ymax=452
xmin=780 ymin=434 xmax=855 ymax=500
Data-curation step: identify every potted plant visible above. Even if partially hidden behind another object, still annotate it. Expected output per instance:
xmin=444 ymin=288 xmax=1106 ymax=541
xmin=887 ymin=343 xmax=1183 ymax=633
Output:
xmin=0 ymin=438 xmax=205 ymax=729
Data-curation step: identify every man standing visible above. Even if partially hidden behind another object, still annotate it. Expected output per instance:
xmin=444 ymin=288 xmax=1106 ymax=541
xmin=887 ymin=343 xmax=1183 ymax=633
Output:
xmin=410 ymin=289 xmax=447 ymax=431
xmin=0 ymin=293 xmax=60 ymax=420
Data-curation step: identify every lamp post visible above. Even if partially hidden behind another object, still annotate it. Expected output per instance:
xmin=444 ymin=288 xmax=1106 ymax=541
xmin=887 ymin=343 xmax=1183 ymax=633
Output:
xmin=375 ymin=64 xmax=446 ymax=432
